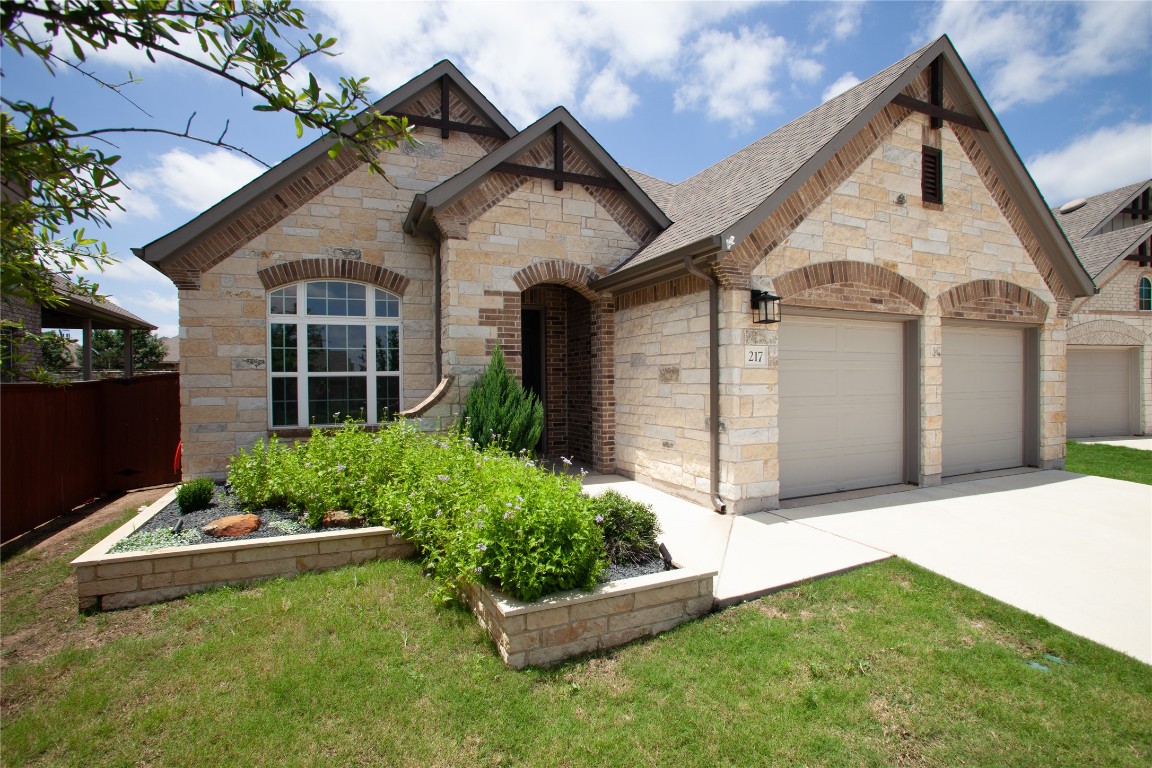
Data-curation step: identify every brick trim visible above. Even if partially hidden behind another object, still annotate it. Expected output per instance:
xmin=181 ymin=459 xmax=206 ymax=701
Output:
xmin=257 ymin=259 xmax=411 ymax=295
xmin=937 ymin=279 xmax=1048 ymax=323
xmin=1066 ymin=319 xmax=1147 ymax=346
xmin=615 ymin=275 xmax=709 ymax=311
xmin=715 ymin=100 xmax=914 ymax=291
xmin=513 ymin=261 xmax=598 ymax=300
xmin=774 ymin=261 xmax=927 ymax=314
xmin=950 ymin=125 xmax=1072 ymax=314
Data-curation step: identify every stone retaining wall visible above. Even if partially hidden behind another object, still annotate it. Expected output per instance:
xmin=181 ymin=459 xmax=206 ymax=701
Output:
xmin=71 ymin=488 xmax=413 ymax=611
xmin=468 ymin=566 xmax=717 ymax=669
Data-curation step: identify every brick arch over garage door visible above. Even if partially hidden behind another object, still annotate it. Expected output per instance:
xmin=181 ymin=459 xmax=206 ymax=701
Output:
xmin=937 ymin=280 xmax=1048 ymax=323
xmin=773 ymin=261 xmax=927 ymax=315
xmin=1067 ymin=319 xmax=1148 ymax=346
xmin=257 ymin=259 xmax=411 ymax=295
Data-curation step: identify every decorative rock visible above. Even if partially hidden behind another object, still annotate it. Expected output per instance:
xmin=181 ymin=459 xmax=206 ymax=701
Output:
xmin=321 ymin=510 xmax=362 ymax=529
xmin=202 ymin=514 xmax=260 ymax=538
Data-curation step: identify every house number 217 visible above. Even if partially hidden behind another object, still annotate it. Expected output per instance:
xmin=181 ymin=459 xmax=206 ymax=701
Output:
xmin=745 ymin=346 xmax=767 ymax=367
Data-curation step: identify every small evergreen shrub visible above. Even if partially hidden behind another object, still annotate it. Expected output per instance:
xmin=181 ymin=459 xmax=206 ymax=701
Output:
xmin=458 ymin=346 xmax=543 ymax=455
xmin=589 ymin=490 xmax=662 ymax=565
xmin=176 ymin=477 xmax=216 ymax=515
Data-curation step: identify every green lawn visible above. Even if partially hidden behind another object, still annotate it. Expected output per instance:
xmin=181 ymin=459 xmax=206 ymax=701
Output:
xmin=3 ymin=531 xmax=1150 ymax=767
xmin=1066 ymin=441 xmax=1152 ymax=485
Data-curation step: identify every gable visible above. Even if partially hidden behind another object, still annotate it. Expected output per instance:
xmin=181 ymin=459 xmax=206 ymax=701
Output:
xmin=404 ymin=108 xmax=670 ymax=248
xmin=134 ymin=61 xmax=515 ymax=289
xmin=594 ymin=36 xmax=1095 ymax=305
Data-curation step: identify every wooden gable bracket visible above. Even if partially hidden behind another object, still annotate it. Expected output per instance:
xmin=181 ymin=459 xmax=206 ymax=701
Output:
xmin=387 ymin=76 xmax=507 ymax=139
xmin=1123 ymin=238 xmax=1151 ymax=265
xmin=493 ymin=122 xmax=622 ymax=190
xmin=892 ymin=57 xmax=988 ymax=132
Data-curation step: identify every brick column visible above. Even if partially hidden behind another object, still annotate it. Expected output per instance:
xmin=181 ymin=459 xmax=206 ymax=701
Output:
xmin=920 ymin=307 xmax=943 ymax=485
xmin=1039 ymin=318 xmax=1068 ymax=468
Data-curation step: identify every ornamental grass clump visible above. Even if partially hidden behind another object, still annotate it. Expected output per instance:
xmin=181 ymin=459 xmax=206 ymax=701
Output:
xmin=226 ymin=421 xmax=605 ymax=603
xmin=175 ymin=477 xmax=215 ymax=515
xmin=458 ymin=345 xmax=543 ymax=454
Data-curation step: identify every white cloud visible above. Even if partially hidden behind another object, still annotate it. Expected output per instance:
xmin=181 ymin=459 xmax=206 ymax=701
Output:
xmin=675 ymin=25 xmax=791 ymax=131
xmin=926 ymin=0 xmax=1152 ymax=111
xmin=818 ymin=1 xmax=865 ymax=41
xmin=311 ymin=1 xmax=773 ymax=128
xmin=581 ymin=70 xmax=638 ymax=120
xmin=109 ymin=148 xmax=264 ymax=223
xmin=822 ymin=72 xmax=861 ymax=102
xmin=788 ymin=57 xmax=824 ymax=84
xmin=1027 ymin=122 xmax=1152 ymax=204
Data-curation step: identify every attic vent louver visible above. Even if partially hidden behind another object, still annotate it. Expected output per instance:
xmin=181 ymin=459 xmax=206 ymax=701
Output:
xmin=1058 ymin=198 xmax=1088 ymax=214
xmin=921 ymin=146 xmax=943 ymax=205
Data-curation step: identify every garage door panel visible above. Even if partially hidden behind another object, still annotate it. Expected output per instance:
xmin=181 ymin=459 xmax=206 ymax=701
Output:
xmin=780 ymin=317 xmax=904 ymax=499
xmin=1068 ymin=348 xmax=1134 ymax=438
xmin=943 ymin=326 xmax=1024 ymax=476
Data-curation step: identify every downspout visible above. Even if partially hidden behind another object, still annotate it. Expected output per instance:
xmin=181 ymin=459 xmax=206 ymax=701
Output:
xmin=433 ymin=240 xmax=443 ymax=381
xmin=683 ymin=256 xmax=725 ymax=514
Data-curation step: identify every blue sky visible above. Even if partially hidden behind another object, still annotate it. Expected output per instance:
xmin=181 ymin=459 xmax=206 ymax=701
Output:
xmin=4 ymin=0 xmax=1151 ymax=338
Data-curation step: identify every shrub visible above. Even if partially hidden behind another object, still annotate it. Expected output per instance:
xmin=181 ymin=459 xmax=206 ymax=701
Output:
xmin=458 ymin=345 xmax=543 ymax=455
xmin=589 ymin=490 xmax=662 ymax=565
xmin=176 ymin=477 xmax=216 ymax=515
xmin=224 ymin=421 xmax=605 ymax=603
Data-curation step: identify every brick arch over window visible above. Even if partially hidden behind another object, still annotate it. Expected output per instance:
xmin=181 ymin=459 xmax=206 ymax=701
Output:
xmin=257 ymin=259 xmax=410 ymax=295
xmin=512 ymin=261 xmax=599 ymax=301
xmin=773 ymin=261 xmax=927 ymax=315
xmin=1067 ymin=319 xmax=1148 ymax=346
xmin=937 ymin=280 xmax=1048 ymax=323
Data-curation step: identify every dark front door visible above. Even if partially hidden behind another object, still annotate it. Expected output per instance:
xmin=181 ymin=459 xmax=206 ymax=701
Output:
xmin=521 ymin=307 xmax=546 ymax=452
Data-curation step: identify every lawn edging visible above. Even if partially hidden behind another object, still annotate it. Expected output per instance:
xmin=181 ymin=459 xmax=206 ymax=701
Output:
xmin=468 ymin=566 xmax=717 ymax=669
xmin=70 ymin=487 xmax=414 ymax=611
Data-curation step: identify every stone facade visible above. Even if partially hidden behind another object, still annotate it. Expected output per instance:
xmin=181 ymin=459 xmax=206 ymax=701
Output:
xmin=614 ymin=110 xmax=1066 ymax=512
xmin=178 ymin=127 xmax=489 ymax=476
xmin=1068 ymin=261 xmax=1152 ymax=435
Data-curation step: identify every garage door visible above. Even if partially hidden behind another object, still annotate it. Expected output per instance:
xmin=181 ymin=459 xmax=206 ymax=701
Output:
xmin=942 ymin=326 xmax=1023 ymax=476
xmin=779 ymin=316 xmax=904 ymax=499
xmin=1068 ymin=347 xmax=1134 ymax=438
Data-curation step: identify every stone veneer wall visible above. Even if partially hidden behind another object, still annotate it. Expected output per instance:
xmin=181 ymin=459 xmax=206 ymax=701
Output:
xmin=1069 ymin=261 xmax=1152 ymax=434
xmin=177 ymin=127 xmax=489 ymax=477
xmin=439 ymin=178 xmax=636 ymax=471
xmin=467 ymin=567 xmax=716 ymax=669
xmin=614 ymin=110 xmax=1067 ymax=512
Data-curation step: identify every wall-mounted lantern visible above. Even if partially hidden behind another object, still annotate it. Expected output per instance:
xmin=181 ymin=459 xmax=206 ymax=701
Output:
xmin=750 ymin=289 xmax=781 ymax=324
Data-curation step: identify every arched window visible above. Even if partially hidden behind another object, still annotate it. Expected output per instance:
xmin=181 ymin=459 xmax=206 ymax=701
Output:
xmin=1141 ymin=276 xmax=1152 ymax=312
xmin=267 ymin=280 xmax=401 ymax=427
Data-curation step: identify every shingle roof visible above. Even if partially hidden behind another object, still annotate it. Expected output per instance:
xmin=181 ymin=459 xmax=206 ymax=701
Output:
xmin=623 ymin=168 xmax=676 ymax=212
xmin=1052 ymin=180 xmax=1152 ymax=278
xmin=614 ymin=40 xmax=936 ymax=271
xmin=43 ymin=274 xmax=156 ymax=330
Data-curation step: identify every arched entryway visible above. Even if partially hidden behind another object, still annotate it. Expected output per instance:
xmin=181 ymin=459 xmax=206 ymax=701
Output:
xmin=521 ymin=283 xmax=594 ymax=464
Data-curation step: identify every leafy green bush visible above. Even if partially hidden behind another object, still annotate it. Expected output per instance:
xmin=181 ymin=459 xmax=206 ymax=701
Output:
xmin=176 ymin=477 xmax=216 ymax=514
xmin=226 ymin=421 xmax=605 ymax=602
xmin=589 ymin=490 xmax=662 ymax=565
xmin=458 ymin=345 xmax=543 ymax=455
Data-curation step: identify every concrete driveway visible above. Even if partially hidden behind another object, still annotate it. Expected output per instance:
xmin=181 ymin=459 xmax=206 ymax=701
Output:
xmin=586 ymin=470 xmax=1152 ymax=664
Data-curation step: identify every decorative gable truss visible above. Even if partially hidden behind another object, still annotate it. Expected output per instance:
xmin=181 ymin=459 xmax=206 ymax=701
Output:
xmin=134 ymin=61 xmax=516 ymax=289
xmin=404 ymin=108 xmax=671 ymax=252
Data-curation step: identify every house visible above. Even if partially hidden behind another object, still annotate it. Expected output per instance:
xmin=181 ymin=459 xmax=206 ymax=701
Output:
xmin=1 ymin=275 xmax=156 ymax=380
xmin=134 ymin=35 xmax=1094 ymax=513
xmin=1054 ymin=180 xmax=1152 ymax=438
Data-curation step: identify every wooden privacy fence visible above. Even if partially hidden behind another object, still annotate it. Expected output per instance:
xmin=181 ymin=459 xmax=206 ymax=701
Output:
xmin=1 ymin=373 xmax=180 ymax=542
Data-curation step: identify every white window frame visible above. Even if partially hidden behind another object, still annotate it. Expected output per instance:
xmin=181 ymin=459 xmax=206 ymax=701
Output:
xmin=266 ymin=280 xmax=402 ymax=428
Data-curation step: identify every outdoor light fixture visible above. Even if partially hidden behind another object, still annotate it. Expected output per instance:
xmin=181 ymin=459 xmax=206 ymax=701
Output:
xmin=750 ymin=289 xmax=782 ymax=324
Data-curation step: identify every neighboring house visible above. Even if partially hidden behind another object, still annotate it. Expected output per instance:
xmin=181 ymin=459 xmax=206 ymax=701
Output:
xmin=1 ymin=275 xmax=156 ymax=380
xmin=135 ymin=35 xmax=1094 ymax=512
xmin=1055 ymin=180 xmax=1152 ymax=438
xmin=159 ymin=335 xmax=180 ymax=371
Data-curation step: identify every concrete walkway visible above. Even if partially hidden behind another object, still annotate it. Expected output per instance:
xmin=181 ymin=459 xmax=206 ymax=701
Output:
xmin=1072 ymin=436 xmax=1152 ymax=451
xmin=584 ymin=471 xmax=1152 ymax=664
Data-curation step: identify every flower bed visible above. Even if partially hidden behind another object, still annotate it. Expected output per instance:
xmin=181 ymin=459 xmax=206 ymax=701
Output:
xmin=71 ymin=487 xmax=412 ymax=611
xmin=72 ymin=422 xmax=718 ymax=666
